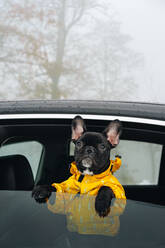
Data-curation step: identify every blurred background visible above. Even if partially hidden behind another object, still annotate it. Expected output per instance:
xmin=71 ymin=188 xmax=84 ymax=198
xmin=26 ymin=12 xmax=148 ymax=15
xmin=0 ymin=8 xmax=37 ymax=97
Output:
xmin=0 ymin=0 xmax=164 ymax=103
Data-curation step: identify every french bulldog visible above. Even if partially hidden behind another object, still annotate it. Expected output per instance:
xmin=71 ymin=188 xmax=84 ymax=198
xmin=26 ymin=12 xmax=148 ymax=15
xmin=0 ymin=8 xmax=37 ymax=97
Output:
xmin=32 ymin=116 xmax=126 ymax=217
xmin=74 ymin=131 xmax=115 ymax=217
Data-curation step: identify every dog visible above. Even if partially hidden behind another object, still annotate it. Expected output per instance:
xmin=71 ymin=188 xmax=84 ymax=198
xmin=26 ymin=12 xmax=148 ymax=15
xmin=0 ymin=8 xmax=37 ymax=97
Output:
xmin=32 ymin=116 xmax=126 ymax=217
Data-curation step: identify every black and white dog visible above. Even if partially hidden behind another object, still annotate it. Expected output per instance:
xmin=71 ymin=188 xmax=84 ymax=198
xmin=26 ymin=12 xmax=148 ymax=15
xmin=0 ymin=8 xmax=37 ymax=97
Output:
xmin=32 ymin=116 xmax=125 ymax=217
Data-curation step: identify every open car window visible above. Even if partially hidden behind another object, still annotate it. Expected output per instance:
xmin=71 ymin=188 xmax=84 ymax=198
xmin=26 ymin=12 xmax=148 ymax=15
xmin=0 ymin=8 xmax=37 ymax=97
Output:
xmin=69 ymin=139 xmax=163 ymax=186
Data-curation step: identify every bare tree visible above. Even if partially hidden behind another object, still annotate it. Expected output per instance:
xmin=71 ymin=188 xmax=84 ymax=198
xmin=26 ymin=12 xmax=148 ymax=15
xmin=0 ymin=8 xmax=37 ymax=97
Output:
xmin=0 ymin=0 xmax=143 ymax=100
xmin=86 ymin=20 xmax=143 ymax=101
xmin=0 ymin=0 xmax=92 ymax=99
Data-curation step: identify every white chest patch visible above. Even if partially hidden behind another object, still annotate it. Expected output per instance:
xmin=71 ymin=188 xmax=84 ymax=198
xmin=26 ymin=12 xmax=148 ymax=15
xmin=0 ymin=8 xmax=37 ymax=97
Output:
xmin=82 ymin=169 xmax=93 ymax=175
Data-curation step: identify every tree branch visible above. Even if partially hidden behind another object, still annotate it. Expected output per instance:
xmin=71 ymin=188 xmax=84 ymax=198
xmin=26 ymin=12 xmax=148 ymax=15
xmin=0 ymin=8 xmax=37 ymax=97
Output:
xmin=65 ymin=2 xmax=85 ymax=35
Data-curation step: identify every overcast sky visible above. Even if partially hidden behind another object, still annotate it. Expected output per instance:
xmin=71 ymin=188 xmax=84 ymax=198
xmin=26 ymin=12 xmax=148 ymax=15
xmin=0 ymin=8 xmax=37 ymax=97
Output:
xmin=111 ymin=0 xmax=165 ymax=103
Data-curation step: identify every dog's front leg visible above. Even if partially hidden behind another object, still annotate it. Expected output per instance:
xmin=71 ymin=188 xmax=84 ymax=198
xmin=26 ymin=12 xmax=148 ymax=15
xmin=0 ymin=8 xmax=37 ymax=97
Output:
xmin=32 ymin=185 xmax=56 ymax=203
xmin=95 ymin=186 xmax=114 ymax=217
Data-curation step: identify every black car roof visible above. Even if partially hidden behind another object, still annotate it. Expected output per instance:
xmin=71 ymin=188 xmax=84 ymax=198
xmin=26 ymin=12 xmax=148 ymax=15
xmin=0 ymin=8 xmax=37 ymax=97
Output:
xmin=0 ymin=100 xmax=165 ymax=121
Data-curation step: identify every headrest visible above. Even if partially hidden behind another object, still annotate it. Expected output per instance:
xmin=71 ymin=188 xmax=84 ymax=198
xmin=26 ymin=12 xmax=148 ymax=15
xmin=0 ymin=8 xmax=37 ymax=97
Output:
xmin=0 ymin=154 xmax=34 ymax=190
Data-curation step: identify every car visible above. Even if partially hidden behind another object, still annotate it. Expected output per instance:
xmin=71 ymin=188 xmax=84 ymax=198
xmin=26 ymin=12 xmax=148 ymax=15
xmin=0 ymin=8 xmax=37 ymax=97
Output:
xmin=0 ymin=100 xmax=165 ymax=247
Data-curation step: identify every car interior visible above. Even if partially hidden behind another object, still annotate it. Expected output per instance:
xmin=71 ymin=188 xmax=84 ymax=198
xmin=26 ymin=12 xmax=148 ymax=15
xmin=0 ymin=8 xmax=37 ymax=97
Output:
xmin=0 ymin=117 xmax=165 ymax=206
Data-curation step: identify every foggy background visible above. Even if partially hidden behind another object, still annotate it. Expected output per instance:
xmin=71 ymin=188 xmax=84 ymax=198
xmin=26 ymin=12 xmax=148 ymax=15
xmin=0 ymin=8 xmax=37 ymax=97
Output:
xmin=0 ymin=0 xmax=164 ymax=103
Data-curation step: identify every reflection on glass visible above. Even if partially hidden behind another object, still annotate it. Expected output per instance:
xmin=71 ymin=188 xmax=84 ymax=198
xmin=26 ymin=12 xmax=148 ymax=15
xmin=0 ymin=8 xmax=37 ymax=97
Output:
xmin=47 ymin=193 xmax=126 ymax=236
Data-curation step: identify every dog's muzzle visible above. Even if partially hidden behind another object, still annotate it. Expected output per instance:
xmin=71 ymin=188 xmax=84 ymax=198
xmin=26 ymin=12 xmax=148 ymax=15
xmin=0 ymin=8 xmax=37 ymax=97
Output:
xmin=82 ymin=158 xmax=92 ymax=168
xmin=81 ymin=158 xmax=93 ymax=175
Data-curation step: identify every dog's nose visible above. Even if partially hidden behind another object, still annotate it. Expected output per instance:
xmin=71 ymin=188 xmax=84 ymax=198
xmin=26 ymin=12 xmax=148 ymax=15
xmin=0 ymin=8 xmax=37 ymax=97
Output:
xmin=86 ymin=148 xmax=92 ymax=154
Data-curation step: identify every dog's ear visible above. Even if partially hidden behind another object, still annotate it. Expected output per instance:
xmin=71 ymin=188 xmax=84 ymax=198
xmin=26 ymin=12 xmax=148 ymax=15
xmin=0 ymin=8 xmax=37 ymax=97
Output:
xmin=103 ymin=119 xmax=123 ymax=148
xmin=71 ymin=115 xmax=87 ymax=142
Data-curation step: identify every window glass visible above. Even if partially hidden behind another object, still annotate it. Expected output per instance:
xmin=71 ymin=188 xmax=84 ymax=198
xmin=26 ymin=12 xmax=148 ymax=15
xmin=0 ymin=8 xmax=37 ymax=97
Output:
xmin=111 ymin=140 xmax=162 ymax=185
xmin=69 ymin=139 xmax=162 ymax=185
xmin=70 ymin=141 xmax=75 ymax=156
xmin=0 ymin=141 xmax=43 ymax=179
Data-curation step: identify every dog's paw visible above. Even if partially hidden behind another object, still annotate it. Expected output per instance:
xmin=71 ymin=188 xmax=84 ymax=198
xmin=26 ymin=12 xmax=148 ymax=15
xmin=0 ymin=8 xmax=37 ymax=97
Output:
xmin=95 ymin=186 xmax=114 ymax=217
xmin=32 ymin=185 xmax=56 ymax=204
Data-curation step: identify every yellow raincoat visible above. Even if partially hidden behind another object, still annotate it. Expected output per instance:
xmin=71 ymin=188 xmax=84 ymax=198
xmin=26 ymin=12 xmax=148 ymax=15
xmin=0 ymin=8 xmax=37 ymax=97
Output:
xmin=48 ymin=157 xmax=126 ymax=236
xmin=52 ymin=158 xmax=126 ymax=199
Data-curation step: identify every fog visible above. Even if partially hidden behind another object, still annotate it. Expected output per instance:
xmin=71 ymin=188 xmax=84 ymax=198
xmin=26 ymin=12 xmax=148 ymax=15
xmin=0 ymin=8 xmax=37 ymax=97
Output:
xmin=0 ymin=0 xmax=164 ymax=103
xmin=111 ymin=0 xmax=165 ymax=103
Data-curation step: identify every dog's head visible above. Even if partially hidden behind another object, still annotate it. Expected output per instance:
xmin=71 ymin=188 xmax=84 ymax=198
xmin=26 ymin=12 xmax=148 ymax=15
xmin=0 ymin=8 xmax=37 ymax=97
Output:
xmin=74 ymin=132 xmax=110 ymax=175
xmin=71 ymin=116 xmax=122 ymax=175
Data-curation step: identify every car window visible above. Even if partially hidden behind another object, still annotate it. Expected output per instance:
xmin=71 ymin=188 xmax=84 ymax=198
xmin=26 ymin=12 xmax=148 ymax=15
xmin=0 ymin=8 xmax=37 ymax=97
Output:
xmin=111 ymin=140 xmax=162 ymax=185
xmin=0 ymin=191 xmax=165 ymax=247
xmin=0 ymin=140 xmax=43 ymax=179
xmin=69 ymin=140 xmax=162 ymax=185
xmin=70 ymin=141 xmax=75 ymax=156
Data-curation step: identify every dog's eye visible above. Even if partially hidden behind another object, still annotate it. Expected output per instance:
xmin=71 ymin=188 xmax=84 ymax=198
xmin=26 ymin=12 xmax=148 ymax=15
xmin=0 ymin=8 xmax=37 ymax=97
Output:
xmin=99 ymin=144 xmax=106 ymax=150
xmin=76 ymin=141 xmax=83 ymax=148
